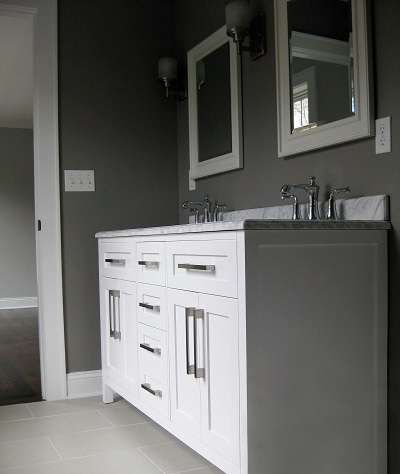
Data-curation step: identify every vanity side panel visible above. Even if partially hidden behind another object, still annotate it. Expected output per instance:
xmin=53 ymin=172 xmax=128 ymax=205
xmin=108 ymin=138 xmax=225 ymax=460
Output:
xmin=244 ymin=229 xmax=387 ymax=474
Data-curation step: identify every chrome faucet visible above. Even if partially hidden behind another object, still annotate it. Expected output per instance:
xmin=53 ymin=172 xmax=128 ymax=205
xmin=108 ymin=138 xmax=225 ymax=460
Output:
xmin=280 ymin=176 xmax=320 ymax=220
xmin=181 ymin=194 xmax=212 ymax=222
xmin=325 ymin=187 xmax=350 ymax=220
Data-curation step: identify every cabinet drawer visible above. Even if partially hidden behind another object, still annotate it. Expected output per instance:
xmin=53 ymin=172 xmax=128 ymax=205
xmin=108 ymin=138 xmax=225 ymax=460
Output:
xmin=137 ymin=283 xmax=167 ymax=331
xmin=138 ymin=324 xmax=169 ymax=417
xmin=167 ymin=240 xmax=237 ymax=297
xmin=99 ymin=241 xmax=135 ymax=281
xmin=136 ymin=242 xmax=166 ymax=286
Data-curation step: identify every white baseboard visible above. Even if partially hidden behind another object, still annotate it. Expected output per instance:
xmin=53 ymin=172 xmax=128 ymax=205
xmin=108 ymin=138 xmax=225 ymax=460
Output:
xmin=66 ymin=370 xmax=102 ymax=399
xmin=0 ymin=297 xmax=38 ymax=310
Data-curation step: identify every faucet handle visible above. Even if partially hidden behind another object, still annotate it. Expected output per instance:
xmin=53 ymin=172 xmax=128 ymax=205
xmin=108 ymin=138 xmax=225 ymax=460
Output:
xmin=214 ymin=204 xmax=227 ymax=222
xmin=282 ymin=194 xmax=300 ymax=220
xmin=325 ymin=187 xmax=350 ymax=220
xmin=190 ymin=208 xmax=200 ymax=224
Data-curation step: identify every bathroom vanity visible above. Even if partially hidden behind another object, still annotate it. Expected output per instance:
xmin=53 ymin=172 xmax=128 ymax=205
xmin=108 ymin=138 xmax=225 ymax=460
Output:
xmin=96 ymin=219 xmax=389 ymax=474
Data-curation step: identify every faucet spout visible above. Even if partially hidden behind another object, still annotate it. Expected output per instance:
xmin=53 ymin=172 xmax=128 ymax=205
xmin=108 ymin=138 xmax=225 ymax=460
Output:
xmin=181 ymin=194 xmax=213 ymax=222
xmin=280 ymin=176 xmax=320 ymax=220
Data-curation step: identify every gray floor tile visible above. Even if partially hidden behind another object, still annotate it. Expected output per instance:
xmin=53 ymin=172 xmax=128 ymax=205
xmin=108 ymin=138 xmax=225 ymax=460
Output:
xmin=188 ymin=467 xmax=225 ymax=473
xmin=0 ymin=404 xmax=33 ymax=423
xmin=139 ymin=441 xmax=212 ymax=474
xmin=0 ymin=448 xmax=162 ymax=473
xmin=27 ymin=395 xmax=128 ymax=418
xmin=0 ymin=437 xmax=60 ymax=470
xmin=99 ymin=404 xmax=151 ymax=427
xmin=50 ymin=422 xmax=176 ymax=460
xmin=0 ymin=411 xmax=113 ymax=443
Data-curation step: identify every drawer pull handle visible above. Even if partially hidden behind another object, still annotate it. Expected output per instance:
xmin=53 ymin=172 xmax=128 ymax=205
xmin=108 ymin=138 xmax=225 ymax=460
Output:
xmin=141 ymin=383 xmax=162 ymax=397
xmin=140 ymin=343 xmax=161 ymax=355
xmin=139 ymin=302 xmax=160 ymax=312
xmin=108 ymin=290 xmax=121 ymax=340
xmin=193 ymin=309 xmax=205 ymax=379
xmin=138 ymin=260 xmax=159 ymax=268
xmin=185 ymin=308 xmax=195 ymax=375
xmin=178 ymin=263 xmax=215 ymax=271
xmin=105 ymin=258 xmax=126 ymax=265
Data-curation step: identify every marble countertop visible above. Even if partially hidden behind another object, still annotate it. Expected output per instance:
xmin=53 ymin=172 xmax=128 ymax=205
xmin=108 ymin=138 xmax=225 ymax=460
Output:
xmin=96 ymin=219 xmax=390 ymax=239
xmin=96 ymin=195 xmax=391 ymax=238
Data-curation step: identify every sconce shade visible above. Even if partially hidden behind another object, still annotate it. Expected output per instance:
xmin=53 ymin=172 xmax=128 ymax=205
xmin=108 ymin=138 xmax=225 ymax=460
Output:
xmin=225 ymin=0 xmax=251 ymax=34
xmin=158 ymin=56 xmax=177 ymax=81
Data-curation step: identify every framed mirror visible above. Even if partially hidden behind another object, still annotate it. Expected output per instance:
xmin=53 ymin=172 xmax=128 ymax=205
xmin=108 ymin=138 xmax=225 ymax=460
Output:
xmin=275 ymin=0 xmax=374 ymax=157
xmin=188 ymin=25 xmax=242 ymax=180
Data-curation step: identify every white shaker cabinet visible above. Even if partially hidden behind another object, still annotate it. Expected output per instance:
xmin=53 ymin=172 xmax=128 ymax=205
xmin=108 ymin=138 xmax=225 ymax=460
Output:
xmin=168 ymin=288 xmax=240 ymax=465
xmin=97 ymin=223 xmax=388 ymax=474
xmin=98 ymin=239 xmax=137 ymax=401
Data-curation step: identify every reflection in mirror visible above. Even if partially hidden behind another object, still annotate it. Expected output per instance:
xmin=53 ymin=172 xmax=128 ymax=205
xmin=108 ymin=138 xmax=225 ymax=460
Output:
xmin=188 ymin=26 xmax=242 ymax=180
xmin=197 ymin=43 xmax=232 ymax=162
xmin=275 ymin=0 xmax=373 ymax=157
xmin=289 ymin=0 xmax=354 ymax=133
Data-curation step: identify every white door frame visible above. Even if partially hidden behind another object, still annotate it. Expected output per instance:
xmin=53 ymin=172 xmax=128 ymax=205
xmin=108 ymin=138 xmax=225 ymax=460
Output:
xmin=0 ymin=0 xmax=66 ymax=400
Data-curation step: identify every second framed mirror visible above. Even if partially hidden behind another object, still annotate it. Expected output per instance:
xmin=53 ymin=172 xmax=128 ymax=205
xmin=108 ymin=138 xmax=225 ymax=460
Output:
xmin=188 ymin=25 xmax=243 ymax=180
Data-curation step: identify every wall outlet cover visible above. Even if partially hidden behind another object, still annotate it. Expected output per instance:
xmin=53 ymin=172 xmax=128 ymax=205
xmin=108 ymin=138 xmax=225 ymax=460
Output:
xmin=375 ymin=117 xmax=391 ymax=154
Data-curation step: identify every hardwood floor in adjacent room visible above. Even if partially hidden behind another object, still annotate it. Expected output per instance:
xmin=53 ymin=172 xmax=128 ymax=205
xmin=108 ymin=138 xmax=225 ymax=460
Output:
xmin=0 ymin=308 xmax=42 ymax=405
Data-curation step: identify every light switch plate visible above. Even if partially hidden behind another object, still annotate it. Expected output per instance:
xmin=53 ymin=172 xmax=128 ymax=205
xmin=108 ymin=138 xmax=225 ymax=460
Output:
xmin=64 ymin=170 xmax=95 ymax=192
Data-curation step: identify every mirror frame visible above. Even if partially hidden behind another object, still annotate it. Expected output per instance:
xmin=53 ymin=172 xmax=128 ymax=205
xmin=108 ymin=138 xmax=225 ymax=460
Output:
xmin=274 ymin=0 xmax=374 ymax=157
xmin=188 ymin=25 xmax=243 ymax=180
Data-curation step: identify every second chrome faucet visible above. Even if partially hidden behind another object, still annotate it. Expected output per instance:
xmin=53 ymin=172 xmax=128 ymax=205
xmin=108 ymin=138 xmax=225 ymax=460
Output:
xmin=281 ymin=176 xmax=350 ymax=220
xmin=182 ymin=194 xmax=226 ymax=223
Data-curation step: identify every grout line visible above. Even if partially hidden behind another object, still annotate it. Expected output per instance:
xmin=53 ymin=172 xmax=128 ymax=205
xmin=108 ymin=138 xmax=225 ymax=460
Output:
xmin=96 ymin=409 xmax=117 ymax=427
xmin=136 ymin=446 xmax=166 ymax=473
xmin=26 ymin=404 xmax=36 ymax=418
xmin=47 ymin=436 xmax=63 ymax=461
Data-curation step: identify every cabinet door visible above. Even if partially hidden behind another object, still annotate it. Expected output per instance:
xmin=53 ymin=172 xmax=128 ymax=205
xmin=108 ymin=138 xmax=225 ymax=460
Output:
xmin=168 ymin=288 xmax=201 ymax=439
xmin=100 ymin=277 xmax=137 ymax=394
xmin=199 ymin=294 xmax=240 ymax=465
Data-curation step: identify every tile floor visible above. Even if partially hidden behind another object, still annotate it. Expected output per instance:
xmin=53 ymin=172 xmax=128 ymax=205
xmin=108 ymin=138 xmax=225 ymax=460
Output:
xmin=0 ymin=396 xmax=223 ymax=473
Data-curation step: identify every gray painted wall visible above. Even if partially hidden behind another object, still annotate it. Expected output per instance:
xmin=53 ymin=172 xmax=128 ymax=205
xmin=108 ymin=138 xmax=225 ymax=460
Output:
xmin=57 ymin=0 xmax=399 ymax=472
xmin=175 ymin=1 xmax=400 ymax=472
xmin=58 ymin=0 xmax=178 ymax=373
xmin=0 ymin=127 xmax=36 ymax=300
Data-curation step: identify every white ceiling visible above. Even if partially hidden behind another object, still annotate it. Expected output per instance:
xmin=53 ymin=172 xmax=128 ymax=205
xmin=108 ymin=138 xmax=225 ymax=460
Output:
xmin=0 ymin=14 xmax=33 ymax=128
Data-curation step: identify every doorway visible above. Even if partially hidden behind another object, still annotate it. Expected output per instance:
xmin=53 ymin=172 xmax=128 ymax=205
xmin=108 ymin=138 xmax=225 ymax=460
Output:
xmin=0 ymin=12 xmax=40 ymax=406
xmin=0 ymin=0 xmax=67 ymax=402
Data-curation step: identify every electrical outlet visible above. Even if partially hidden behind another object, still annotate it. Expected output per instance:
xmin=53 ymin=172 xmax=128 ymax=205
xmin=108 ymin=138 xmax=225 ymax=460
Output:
xmin=375 ymin=117 xmax=391 ymax=154
xmin=64 ymin=170 xmax=95 ymax=192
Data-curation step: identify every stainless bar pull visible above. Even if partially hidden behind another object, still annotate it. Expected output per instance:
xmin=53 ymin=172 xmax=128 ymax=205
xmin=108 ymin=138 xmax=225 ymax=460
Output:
xmin=194 ymin=309 xmax=205 ymax=379
xmin=110 ymin=290 xmax=121 ymax=340
xmin=105 ymin=258 xmax=126 ymax=265
xmin=185 ymin=307 xmax=195 ymax=375
xmin=108 ymin=290 xmax=114 ymax=338
xmin=139 ymin=302 xmax=160 ymax=312
xmin=178 ymin=263 xmax=215 ymax=271
xmin=141 ymin=383 xmax=162 ymax=397
xmin=140 ymin=343 xmax=161 ymax=355
xmin=138 ymin=260 xmax=159 ymax=268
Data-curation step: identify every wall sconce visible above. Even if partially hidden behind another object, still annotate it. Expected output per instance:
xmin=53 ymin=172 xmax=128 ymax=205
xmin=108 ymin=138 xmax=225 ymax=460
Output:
xmin=158 ymin=56 xmax=187 ymax=99
xmin=225 ymin=0 xmax=266 ymax=60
